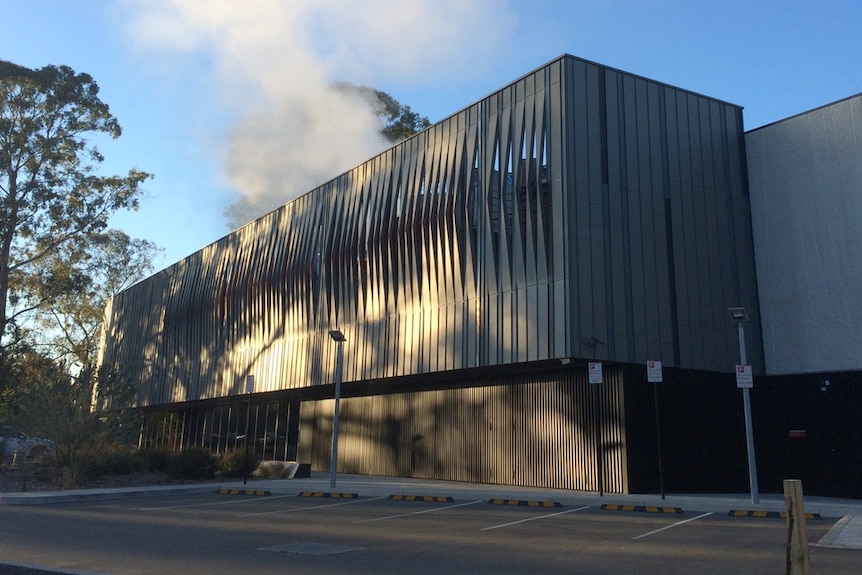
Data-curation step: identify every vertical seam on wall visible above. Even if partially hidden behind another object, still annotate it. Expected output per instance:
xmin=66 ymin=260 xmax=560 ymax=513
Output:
xmin=599 ymin=67 xmax=615 ymax=357
xmin=618 ymin=77 xmax=636 ymax=360
xmin=659 ymin=88 xmax=681 ymax=366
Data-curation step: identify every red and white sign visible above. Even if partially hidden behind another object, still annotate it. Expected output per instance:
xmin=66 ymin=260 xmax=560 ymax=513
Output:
xmin=588 ymin=362 xmax=603 ymax=385
xmin=735 ymin=364 xmax=753 ymax=388
xmin=647 ymin=360 xmax=663 ymax=383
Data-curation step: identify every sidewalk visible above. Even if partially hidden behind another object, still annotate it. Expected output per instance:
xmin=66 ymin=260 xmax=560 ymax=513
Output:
xmin=2 ymin=472 xmax=861 ymax=549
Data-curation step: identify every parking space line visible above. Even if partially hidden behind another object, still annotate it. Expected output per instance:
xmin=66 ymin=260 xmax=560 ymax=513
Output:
xmin=239 ymin=495 xmax=388 ymax=517
xmin=632 ymin=511 xmax=714 ymax=540
xmin=481 ymin=505 xmax=591 ymax=531
xmin=136 ymin=493 xmax=296 ymax=511
xmin=354 ymin=499 xmax=484 ymax=523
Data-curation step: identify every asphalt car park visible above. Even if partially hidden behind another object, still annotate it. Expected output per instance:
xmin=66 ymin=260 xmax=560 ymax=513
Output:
xmin=1 ymin=488 xmax=859 ymax=575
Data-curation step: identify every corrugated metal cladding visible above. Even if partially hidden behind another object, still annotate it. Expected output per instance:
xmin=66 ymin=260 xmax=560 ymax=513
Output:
xmin=298 ymin=368 xmax=627 ymax=492
xmin=136 ymin=363 xmax=756 ymax=494
xmin=101 ymin=54 xmax=762 ymax=493
xmin=560 ymin=58 xmax=761 ymax=373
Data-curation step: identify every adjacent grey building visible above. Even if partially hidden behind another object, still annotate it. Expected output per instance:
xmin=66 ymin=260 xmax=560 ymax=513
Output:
xmin=99 ymin=54 xmax=781 ymax=495
xmin=746 ymin=94 xmax=862 ymax=375
xmin=743 ymin=94 xmax=862 ymax=498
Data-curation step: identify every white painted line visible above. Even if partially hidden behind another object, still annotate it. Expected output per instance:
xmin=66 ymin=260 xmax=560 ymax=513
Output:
xmin=481 ymin=505 xmax=591 ymax=531
xmin=814 ymin=512 xmax=862 ymax=549
xmin=632 ymin=511 xmax=714 ymax=540
xmin=240 ymin=495 xmax=388 ymax=517
xmin=354 ymin=499 xmax=484 ymax=523
xmin=136 ymin=493 xmax=296 ymax=511
xmin=0 ymin=560 xmax=104 ymax=575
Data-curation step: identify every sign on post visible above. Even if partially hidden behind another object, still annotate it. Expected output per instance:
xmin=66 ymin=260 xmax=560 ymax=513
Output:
xmin=735 ymin=365 xmax=753 ymax=388
xmin=588 ymin=362 xmax=603 ymax=384
xmin=647 ymin=360 xmax=663 ymax=383
xmin=245 ymin=374 xmax=255 ymax=394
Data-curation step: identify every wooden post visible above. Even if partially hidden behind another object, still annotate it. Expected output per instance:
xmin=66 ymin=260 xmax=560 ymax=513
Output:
xmin=784 ymin=479 xmax=810 ymax=575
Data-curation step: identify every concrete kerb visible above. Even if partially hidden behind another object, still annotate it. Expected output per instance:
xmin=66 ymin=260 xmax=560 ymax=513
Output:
xmin=2 ymin=472 xmax=861 ymax=549
xmin=0 ymin=483 xmax=217 ymax=505
xmin=2 ymin=473 xmax=859 ymax=516
xmin=815 ymin=512 xmax=862 ymax=549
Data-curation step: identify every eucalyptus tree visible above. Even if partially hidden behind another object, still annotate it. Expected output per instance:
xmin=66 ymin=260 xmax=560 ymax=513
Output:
xmin=30 ymin=230 xmax=161 ymax=368
xmin=0 ymin=60 xmax=151 ymax=354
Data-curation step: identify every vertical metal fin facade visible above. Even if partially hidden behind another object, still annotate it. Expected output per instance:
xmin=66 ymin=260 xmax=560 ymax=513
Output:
xmin=101 ymin=60 xmax=575 ymax=405
xmin=99 ymin=54 xmax=757 ymax=494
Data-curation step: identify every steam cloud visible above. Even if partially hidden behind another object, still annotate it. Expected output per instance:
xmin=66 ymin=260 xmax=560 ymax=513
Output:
xmin=125 ymin=0 xmax=512 ymax=228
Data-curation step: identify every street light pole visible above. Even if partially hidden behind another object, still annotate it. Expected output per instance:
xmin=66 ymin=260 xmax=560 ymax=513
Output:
xmin=729 ymin=307 xmax=759 ymax=504
xmin=243 ymin=374 xmax=254 ymax=485
xmin=328 ymin=330 xmax=346 ymax=489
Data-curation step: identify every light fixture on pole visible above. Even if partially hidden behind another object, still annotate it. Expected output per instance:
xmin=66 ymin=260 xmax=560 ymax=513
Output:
xmin=328 ymin=329 xmax=346 ymax=489
xmin=728 ymin=306 xmax=759 ymax=504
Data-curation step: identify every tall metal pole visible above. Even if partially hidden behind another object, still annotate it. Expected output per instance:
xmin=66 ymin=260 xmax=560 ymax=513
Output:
xmin=243 ymin=399 xmax=250 ymax=485
xmin=329 ymin=335 xmax=345 ymax=489
xmin=653 ymin=379 xmax=665 ymax=499
xmin=737 ymin=320 xmax=760 ymax=504
xmin=589 ymin=362 xmax=604 ymax=497
xmin=594 ymin=382 xmax=603 ymax=497
xmin=243 ymin=375 xmax=254 ymax=485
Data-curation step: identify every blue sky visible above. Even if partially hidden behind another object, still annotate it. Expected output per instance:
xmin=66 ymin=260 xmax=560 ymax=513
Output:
xmin=2 ymin=0 xmax=861 ymax=272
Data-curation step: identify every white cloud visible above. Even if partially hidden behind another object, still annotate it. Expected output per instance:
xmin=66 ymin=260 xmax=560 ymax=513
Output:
xmin=124 ymin=0 xmax=514 ymax=227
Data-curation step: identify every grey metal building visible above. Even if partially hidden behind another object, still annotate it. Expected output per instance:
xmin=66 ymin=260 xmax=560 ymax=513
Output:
xmin=98 ymin=54 xmax=764 ymax=494
xmin=746 ymin=93 xmax=862 ymax=375
xmin=744 ymin=94 xmax=862 ymax=498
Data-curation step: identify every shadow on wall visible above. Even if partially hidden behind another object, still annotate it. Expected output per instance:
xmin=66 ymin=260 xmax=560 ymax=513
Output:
xmin=302 ymin=369 xmax=629 ymax=493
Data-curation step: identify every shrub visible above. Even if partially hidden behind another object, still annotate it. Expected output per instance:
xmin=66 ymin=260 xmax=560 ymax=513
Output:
xmin=71 ymin=446 xmax=142 ymax=482
xmin=165 ymin=447 xmax=216 ymax=480
xmin=138 ymin=448 xmax=172 ymax=474
xmin=218 ymin=449 xmax=259 ymax=478
xmin=97 ymin=448 xmax=141 ymax=476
